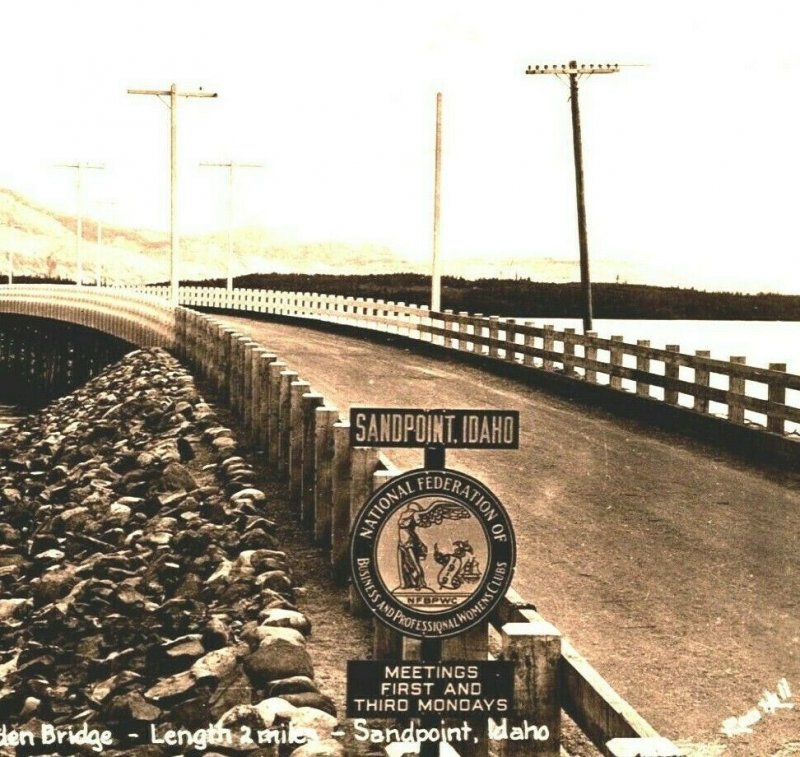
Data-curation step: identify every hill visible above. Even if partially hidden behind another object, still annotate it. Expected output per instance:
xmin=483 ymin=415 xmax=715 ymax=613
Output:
xmin=0 ymin=186 xmax=653 ymax=288
xmin=0 ymin=187 xmax=417 ymax=283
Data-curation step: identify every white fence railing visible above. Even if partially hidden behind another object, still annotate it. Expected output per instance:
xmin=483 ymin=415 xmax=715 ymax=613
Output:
xmin=123 ymin=284 xmax=800 ymax=442
xmin=0 ymin=284 xmax=176 ymax=349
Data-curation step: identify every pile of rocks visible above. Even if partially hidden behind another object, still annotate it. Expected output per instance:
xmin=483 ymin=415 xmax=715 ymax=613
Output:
xmin=0 ymin=348 xmax=342 ymax=756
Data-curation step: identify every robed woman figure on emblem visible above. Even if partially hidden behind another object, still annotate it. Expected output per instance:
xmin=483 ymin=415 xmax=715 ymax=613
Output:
xmin=395 ymin=500 xmax=469 ymax=591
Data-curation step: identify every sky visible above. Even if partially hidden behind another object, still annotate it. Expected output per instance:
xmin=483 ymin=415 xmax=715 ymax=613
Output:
xmin=3 ymin=1 xmax=800 ymax=293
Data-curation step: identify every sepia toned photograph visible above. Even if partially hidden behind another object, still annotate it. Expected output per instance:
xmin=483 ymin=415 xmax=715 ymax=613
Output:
xmin=0 ymin=2 xmax=798 ymax=756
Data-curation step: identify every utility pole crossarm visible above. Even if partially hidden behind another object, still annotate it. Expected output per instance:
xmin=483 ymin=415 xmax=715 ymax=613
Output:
xmin=127 ymin=88 xmax=218 ymax=98
xmin=200 ymin=162 xmax=263 ymax=168
xmin=526 ymin=63 xmax=619 ymax=75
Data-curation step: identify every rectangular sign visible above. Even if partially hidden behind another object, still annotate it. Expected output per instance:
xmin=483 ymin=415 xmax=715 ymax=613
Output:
xmin=346 ymin=660 xmax=514 ymax=718
xmin=349 ymin=408 xmax=520 ymax=449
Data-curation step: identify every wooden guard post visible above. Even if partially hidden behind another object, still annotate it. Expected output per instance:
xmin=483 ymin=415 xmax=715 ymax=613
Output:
xmin=289 ymin=380 xmax=312 ymax=504
xmin=300 ymin=391 xmax=325 ymax=526
xmin=313 ymin=406 xmax=339 ymax=546
xmin=498 ymin=621 xmax=561 ymax=757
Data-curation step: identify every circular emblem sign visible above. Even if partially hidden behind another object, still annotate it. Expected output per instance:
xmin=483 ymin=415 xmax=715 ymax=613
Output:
xmin=350 ymin=468 xmax=516 ymax=639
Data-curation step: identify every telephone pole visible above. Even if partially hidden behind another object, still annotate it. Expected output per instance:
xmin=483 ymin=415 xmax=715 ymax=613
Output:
xmin=56 ymin=162 xmax=104 ymax=286
xmin=431 ymin=92 xmax=443 ymax=312
xmin=200 ymin=161 xmax=263 ymax=292
xmin=127 ymin=83 xmax=218 ymax=305
xmin=96 ymin=199 xmax=116 ymax=286
xmin=526 ymin=61 xmax=619 ymax=332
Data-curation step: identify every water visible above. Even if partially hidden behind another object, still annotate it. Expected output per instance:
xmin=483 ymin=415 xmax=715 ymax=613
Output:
xmin=536 ymin=319 xmax=800 ymax=374
xmin=527 ymin=318 xmax=800 ymax=431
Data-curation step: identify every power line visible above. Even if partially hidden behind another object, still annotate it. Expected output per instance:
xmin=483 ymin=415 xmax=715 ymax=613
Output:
xmin=526 ymin=60 xmax=620 ymax=332
xmin=199 ymin=161 xmax=264 ymax=292
xmin=127 ymin=84 xmax=218 ymax=304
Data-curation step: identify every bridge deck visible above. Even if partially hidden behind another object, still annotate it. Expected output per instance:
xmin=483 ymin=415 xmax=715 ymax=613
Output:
xmin=219 ymin=313 xmax=800 ymax=757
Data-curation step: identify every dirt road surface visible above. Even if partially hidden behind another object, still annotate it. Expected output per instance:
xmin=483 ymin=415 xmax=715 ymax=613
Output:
xmin=219 ymin=314 xmax=800 ymax=757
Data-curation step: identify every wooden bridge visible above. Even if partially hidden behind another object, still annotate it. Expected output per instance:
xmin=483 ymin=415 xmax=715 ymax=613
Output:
xmin=5 ymin=283 xmax=799 ymax=460
xmin=3 ymin=282 xmax=800 ymax=756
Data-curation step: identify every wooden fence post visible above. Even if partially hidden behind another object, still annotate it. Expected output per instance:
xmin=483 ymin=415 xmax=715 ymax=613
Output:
xmin=227 ymin=332 xmax=243 ymax=413
xmin=488 ymin=316 xmax=501 ymax=358
xmin=610 ymin=335 xmax=623 ymax=390
xmin=584 ymin=331 xmax=597 ymax=383
xmin=289 ymin=380 xmax=312 ymax=504
xmin=236 ymin=335 xmax=252 ymax=417
xmin=455 ymin=313 xmax=468 ymax=351
xmin=314 ymin=406 xmax=340 ymax=546
xmin=664 ymin=345 xmax=680 ymax=405
xmin=255 ymin=352 xmax=277 ymax=449
xmin=543 ymin=325 xmax=554 ymax=370
xmin=443 ymin=623 xmax=490 ymax=756
xmin=419 ymin=305 xmax=431 ymax=342
xmin=247 ymin=347 xmax=267 ymax=445
xmin=242 ymin=341 xmax=256 ymax=437
xmin=219 ymin=327 xmax=234 ymax=401
xmin=636 ymin=340 xmax=651 ymax=397
xmin=505 ymin=318 xmax=517 ymax=363
xmin=174 ymin=307 xmax=186 ymax=361
xmin=497 ymin=621 xmax=561 ymax=757
xmin=230 ymin=335 xmax=244 ymax=417
xmin=265 ymin=361 xmax=287 ymax=470
xmin=193 ymin=313 xmax=203 ymax=369
xmin=693 ymin=350 xmax=711 ymax=413
xmin=728 ymin=355 xmax=747 ymax=424
xmin=436 ymin=309 xmax=453 ymax=347
xmin=563 ymin=327 xmax=575 ymax=376
xmin=277 ymin=369 xmax=299 ymax=479
xmin=199 ymin=315 xmax=210 ymax=377
xmin=767 ymin=363 xmax=787 ymax=434
xmin=394 ymin=301 xmax=407 ymax=336
xmin=524 ymin=322 xmax=536 ymax=367
xmin=301 ymin=392 xmax=326 ymax=527
xmin=331 ymin=421 xmax=352 ymax=583
xmin=441 ymin=310 xmax=453 ymax=348
xmin=473 ymin=314 xmax=484 ymax=354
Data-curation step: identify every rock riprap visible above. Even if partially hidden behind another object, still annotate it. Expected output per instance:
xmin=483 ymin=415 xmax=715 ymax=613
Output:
xmin=0 ymin=349 xmax=334 ymax=755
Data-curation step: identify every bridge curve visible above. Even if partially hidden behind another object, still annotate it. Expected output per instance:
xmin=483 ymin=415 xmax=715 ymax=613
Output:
xmin=0 ymin=284 xmax=176 ymax=348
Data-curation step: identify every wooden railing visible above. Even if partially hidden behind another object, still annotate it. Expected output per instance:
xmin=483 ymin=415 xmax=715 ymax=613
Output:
xmin=127 ymin=284 xmax=800 ymax=443
xmin=0 ymin=284 xmax=176 ymax=349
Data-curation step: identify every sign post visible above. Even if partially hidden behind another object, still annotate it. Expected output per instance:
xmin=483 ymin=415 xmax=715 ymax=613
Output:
xmin=422 ymin=443 xmax=445 ymax=757
xmin=349 ymin=407 xmax=520 ymax=756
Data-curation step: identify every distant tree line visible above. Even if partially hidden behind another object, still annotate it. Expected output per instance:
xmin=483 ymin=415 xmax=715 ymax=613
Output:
xmin=181 ymin=272 xmax=800 ymax=320
xmin=15 ymin=273 xmax=800 ymax=320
